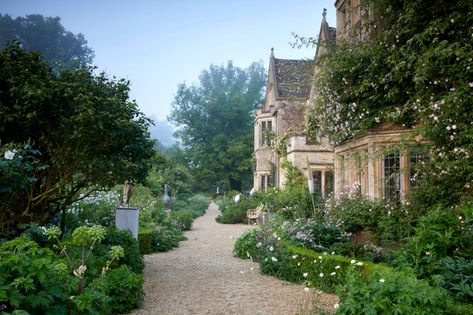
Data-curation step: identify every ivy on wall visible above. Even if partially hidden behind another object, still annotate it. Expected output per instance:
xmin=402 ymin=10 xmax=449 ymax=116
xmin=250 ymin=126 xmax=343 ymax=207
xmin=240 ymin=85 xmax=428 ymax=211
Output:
xmin=308 ymin=0 xmax=473 ymax=206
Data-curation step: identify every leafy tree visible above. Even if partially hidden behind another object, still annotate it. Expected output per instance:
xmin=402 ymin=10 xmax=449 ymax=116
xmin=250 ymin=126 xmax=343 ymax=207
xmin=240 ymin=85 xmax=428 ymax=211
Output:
xmin=309 ymin=0 xmax=473 ymax=206
xmin=0 ymin=14 xmax=94 ymax=69
xmin=0 ymin=44 xmax=154 ymax=234
xmin=169 ymin=61 xmax=266 ymax=192
xmin=145 ymin=148 xmax=193 ymax=199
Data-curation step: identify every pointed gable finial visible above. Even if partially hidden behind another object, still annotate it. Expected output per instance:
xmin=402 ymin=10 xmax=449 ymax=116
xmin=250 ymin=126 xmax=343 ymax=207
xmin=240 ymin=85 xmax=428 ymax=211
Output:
xmin=322 ymin=8 xmax=327 ymax=19
xmin=270 ymin=47 xmax=274 ymax=57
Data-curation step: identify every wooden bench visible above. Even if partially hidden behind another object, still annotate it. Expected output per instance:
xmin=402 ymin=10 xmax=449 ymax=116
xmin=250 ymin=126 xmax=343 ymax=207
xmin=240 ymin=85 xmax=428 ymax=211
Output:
xmin=247 ymin=204 xmax=264 ymax=225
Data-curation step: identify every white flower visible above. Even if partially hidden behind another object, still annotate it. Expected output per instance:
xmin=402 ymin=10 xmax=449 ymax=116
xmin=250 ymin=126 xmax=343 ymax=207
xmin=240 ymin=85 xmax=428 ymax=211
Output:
xmin=73 ymin=264 xmax=87 ymax=277
xmin=356 ymin=262 xmax=363 ymax=266
xmin=271 ymin=256 xmax=278 ymax=262
xmin=304 ymin=287 xmax=310 ymax=292
xmin=318 ymin=256 xmax=322 ymax=260
xmin=303 ymin=272 xmax=308 ymax=278
xmin=297 ymin=262 xmax=301 ymax=266
xmin=334 ymin=303 xmax=339 ymax=309
xmin=380 ymin=278 xmax=385 ymax=283
xmin=240 ymin=270 xmax=245 ymax=274
xmin=335 ymin=265 xmax=341 ymax=269
xmin=256 ymin=242 xmax=262 ymax=248
xmin=319 ymin=273 xmax=324 ymax=277
xmin=330 ymin=272 xmax=336 ymax=276
xmin=269 ymin=246 xmax=274 ymax=251
xmin=277 ymin=237 xmax=281 ymax=241
xmin=350 ymin=259 xmax=356 ymax=264
xmin=331 ymin=251 xmax=335 ymax=255
xmin=469 ymin=82 xmax=473 ymax=87
xmin=292 ymin=255 xmax=298 ymax=259
xmin=452 ymin=124 xmax=457 ymax=130
xmin=4 ymin=150 xmax=15 ymax=160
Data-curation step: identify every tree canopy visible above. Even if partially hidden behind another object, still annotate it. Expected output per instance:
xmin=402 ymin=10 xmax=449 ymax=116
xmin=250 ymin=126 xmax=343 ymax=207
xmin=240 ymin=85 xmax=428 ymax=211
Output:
xmin=169 ymin=61 xmax=266 ymax=192
xmin=309 ymin=0 xmax=473 ymax=206
xmin=0 ymin=44 xmax=154 ymax=232
xmin=0 ymin=14 xmax=94 ymax=69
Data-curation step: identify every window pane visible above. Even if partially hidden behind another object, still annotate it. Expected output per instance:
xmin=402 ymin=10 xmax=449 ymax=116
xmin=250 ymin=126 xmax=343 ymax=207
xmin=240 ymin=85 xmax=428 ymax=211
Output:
xmin=325 ymin=171 xmax=334 ymax=196
xmin=313 ymin=171 xmax=322 ymax=193
xmin=261 ymin=122 xmax=266 ymax=146
xmin=383 ymin=150 xmax=400 ymax=202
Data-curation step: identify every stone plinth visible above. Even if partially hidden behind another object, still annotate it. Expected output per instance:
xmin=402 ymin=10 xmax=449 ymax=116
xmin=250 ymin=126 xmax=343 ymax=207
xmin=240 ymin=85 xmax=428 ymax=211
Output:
xmin=115 ymin=207 xmax=139 ymax=239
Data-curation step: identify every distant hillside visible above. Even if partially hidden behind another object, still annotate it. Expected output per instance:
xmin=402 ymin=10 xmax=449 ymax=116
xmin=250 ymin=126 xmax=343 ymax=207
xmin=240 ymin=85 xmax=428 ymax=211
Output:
xmin=148 ymin=119 xmax=176 ymax=147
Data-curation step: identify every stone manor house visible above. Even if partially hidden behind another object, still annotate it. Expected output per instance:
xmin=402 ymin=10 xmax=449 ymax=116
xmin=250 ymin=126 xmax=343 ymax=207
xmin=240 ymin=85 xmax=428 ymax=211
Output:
xmin=254 ymin=0 xmax=427 ymax=204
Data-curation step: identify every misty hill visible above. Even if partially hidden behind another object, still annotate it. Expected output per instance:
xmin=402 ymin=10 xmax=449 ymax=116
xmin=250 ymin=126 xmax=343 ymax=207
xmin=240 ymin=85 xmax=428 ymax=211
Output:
xmin=149 ymin=119 xmax=176 ymax=147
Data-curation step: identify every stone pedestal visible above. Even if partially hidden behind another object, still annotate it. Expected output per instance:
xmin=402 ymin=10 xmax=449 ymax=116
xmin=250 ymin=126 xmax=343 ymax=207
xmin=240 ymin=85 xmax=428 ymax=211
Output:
xmin=115 ymin=207 xmax=139 ymax=239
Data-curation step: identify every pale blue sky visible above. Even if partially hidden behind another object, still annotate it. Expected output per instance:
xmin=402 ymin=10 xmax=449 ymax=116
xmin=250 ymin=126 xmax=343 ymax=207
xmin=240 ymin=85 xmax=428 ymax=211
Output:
xmin=1 ymin=0 xmax=336 ymax=121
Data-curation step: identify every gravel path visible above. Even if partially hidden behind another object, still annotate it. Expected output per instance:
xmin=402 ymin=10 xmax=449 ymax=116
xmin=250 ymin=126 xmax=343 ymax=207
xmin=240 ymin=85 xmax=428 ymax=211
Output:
xmin=129 ymin=203 xmax=337 ymax=315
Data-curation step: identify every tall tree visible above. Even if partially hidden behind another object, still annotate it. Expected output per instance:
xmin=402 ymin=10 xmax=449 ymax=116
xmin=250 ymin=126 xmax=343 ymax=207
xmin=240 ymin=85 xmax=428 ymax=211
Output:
xmin=0 ymin=44 xmax=154 ymax=233
xmin=169 ymin=61 xmax=266 ymax=192
xmin=0 ymin=14 xmax=94 ymax=69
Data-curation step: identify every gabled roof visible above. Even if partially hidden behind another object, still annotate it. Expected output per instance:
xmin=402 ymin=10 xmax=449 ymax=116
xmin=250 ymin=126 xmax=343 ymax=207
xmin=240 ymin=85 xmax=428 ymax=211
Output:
xmin=273 ymin=58 xmax=313 ymax=99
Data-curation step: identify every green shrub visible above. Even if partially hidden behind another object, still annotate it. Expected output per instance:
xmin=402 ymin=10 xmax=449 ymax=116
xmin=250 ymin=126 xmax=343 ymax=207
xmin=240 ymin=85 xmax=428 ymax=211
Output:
xmin=171 ymin=210 xmax=193 ymax=231
xmin=328 ymin=194 xmax=418 ymax=243
xmin=188 ymin=193 xmax=209 ymax=218
xmin=336 ymin=265 xmax=473 ymax=315
xmin=99 ymin=228 xmax=144 ymax=274
xmin=65 ymin=191 xmax=120 ymax=231
xmin=435 ymin=256 xmax=473 ymax=302
xmin=171 ymin=199 xmax=189 ymax=212
xmin=98 ymin=265 xmax=144 ymax=314
xmin=392 ymin=204 xmax=473 ymax=280
xmin=233 ymin=228 xmax=265 ymax=261
xmin=138 ymin=224 xmax=185 ymax=254
xmin=0 ymin=236 xmax=74 ymax=314
xmin=216 ymin=195 xmax=264 ymax=224
xmin=138 ymin=229 xmax=153 ymax=254
xmin=151 ymin=224 xmax=184 ymax=252
xmin=259 ymin=244 xmax=302 ymax=283
xmin=289 ymin=245 xmax=375 ymax=293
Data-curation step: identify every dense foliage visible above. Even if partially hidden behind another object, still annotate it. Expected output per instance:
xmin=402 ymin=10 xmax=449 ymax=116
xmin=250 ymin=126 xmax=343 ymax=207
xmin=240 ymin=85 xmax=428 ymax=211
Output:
xmin=0 ymin=44 xmax=154 ymax=233
xmin=232 ymin=158 xmax=473 ymax=311
xmin=169 ymin=61 xmax=266 ymax=192
xmin=145 ymin=147 xmax=193 ymax=199
xmin=0 ymin=229 xmax=144 ymax=315
xmin=0 ymin=14 xmax=94 ymax=69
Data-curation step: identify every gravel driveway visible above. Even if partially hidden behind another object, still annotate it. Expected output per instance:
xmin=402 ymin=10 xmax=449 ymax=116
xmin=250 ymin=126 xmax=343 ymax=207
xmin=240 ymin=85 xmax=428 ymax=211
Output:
xmin=129 ymin=202 xmax=337 ymax=315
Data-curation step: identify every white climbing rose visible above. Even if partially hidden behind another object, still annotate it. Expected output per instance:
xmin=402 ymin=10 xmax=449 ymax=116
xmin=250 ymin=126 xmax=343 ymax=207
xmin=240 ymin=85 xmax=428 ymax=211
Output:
xmin=4 ymin=150 xmax=15 ymax=160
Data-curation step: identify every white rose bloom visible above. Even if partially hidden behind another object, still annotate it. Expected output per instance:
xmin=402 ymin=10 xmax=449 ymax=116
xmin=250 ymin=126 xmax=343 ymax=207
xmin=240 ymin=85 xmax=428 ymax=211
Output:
xmin=4 ymin=150 xmax=15 ymax=160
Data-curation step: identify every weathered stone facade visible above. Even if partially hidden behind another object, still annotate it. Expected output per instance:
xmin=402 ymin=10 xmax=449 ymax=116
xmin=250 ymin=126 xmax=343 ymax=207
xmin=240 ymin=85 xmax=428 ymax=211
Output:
xmin=255 ymin=2 xmax=420 ymax=203
xmin=334 ymin=123 xmax=422 ymax=203
xmin=254 ymin=12 xmax=336 ymax=195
